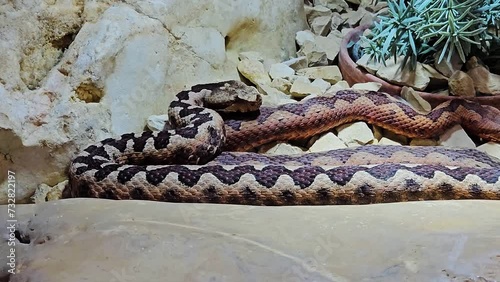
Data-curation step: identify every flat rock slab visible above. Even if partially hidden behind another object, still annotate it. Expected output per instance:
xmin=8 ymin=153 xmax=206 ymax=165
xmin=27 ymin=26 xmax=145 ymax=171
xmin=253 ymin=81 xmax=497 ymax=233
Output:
xmin=2 ymin=199 xmax=500 ymax=281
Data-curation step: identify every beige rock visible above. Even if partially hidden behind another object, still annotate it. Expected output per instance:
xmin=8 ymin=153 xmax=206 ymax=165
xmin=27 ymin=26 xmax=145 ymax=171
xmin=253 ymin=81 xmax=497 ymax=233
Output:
xmin=421 ymin=63 xmax=448 ymax=89
xmin=32 ymin=180 xmax=67 ymax=203
xmin=330 ymin=12 xmax=345 ymax=31
xmin=308 ymin=132 xmax=347 ymax=152
xmin=351 ymin=82 xmax=382 ymax=91
xmin=477 ymin=142 xmax=500 ymax=159
xmin=269 ymin=63 xmax=295 ymax=80
xmin=260 ymin=142 xmax=304 ymax=154
xmin=305 ymin=5 xmax=332 ymax=27
xmin=297 ymin=40 xmax=328 ymax=66
xmin=311 ymin=78 xmax=331 ymax=93
xmin=296 ymin=66 xmax=342 ymax=84
xmin=237 ymin=59 xmax=272 ymax=86
xmin=466 ymin=56 xmax=500 ymax=96
xmin=313 ymin=30 xmax=344 ymax=61
xmin=295 ymin=30 xmax=316 ymax=47
xmin=434 ymin=51 xmax=463 ymax=77
xmin=0 ymin=0 xmax=308 ymax=204
xmin=259 ymin=84 xmax=296 ymax=106
xmin=400 ymin=86 xmax=432 ymax=113
xmin=336 ymin=121 xmax=374 ymax=146
xmin=6 ymin=199 xmax=500 ymax=281
xmin=448 ymin=70 xmax=476 ymax=97
xmin=311 ymin=16 xmax=332 ymax=36
xmin=270 ymin=77 xmax=293 ymax=94
xmin=378 ymin=137 xmax=402 ymax=146
xmin=439 ymin=125 xmax=476 ymax=148
xmin=341 ymin=7 xmax=368 ymax=26
xmin=290 ymin=76 xmax=323 ymax=97
xmin=325 ymin=80 xmax=350 ymax=94
xmin=238 ymin=51 xmax=265 ymax=63
xmin=146 ymin=114 xmax=169 ymax=131
xmin=314 ymin=0 xmax=349 ymax=12
xmin=376 ymin=58 xmax=430 ymax=91
xmin=356 ymin=53 xmax=381 ymax=74
xmin=282 ymin=56 xmax=309 ymax=70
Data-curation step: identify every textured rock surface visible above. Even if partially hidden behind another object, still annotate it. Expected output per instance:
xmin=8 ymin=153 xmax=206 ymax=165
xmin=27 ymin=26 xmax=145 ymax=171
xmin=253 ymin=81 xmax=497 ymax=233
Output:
xmin=0 ymin=0 xmax=307 ymax=204
xmin=2 ymin=199 xmax=500 ymax=281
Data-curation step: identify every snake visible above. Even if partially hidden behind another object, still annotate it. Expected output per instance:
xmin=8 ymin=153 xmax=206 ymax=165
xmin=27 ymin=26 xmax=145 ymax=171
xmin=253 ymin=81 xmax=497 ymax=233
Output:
xmin=66 ymin=80 xmax=500 ymax=205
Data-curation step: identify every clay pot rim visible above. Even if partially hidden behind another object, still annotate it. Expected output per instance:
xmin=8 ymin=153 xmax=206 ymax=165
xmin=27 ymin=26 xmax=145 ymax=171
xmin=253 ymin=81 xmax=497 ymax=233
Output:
xmin=338 ymin=24 xmax=500 ymax=109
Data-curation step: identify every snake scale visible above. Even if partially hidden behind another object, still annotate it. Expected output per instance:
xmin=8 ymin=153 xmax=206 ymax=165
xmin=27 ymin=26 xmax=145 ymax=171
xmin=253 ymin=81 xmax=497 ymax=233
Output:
xmin=66 ymin=80 xmax=500 ymax=205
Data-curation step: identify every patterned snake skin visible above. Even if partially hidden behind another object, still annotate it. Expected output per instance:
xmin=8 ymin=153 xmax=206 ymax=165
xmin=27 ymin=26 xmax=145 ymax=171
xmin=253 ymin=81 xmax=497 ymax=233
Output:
xmin=67 ymin=80 xmax=500 ymax=205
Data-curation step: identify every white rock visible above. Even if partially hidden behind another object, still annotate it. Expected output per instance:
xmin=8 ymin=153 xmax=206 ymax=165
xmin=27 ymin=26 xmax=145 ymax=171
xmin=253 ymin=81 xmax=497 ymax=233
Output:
xmin=376 ymin=58 xmax=430 ymax=91
xmin=308 ymin=132 xmax=347 ymax=152
xmin=260 ymin=143 xmax=304 ymax=155
xmin=351 ymin=82 xmax=382 ymax=91
xmin=378 ymin=137 xmax=403 ymax=146
xmin=313 ymin=30 xmax=344 ymax=61
xmin=259 ymin=84 xmax=296 ymax=107
xmin=147 ymin=114 xmax=169 ymax=131
xmin=296 ymin=66 xmax=343 ymax=83
xmin=295 ymin=30 xmax=316 ymax=46
xmin=269 ymin=63 xmax=295 ymax=79
xmin=282 ymin=56 xmax=309 ymax=70
xmin=296 ymin=40 xmax=328 ymax=66
xmin=439 ymin=125 xmax=476 ymax=148
xmin=311 ymin=16 xmax=332 ymax=36
xmin=325 ymin=80 xmax=350 ymax=94
xmin=237 ymin=59 xmax=272 ymax=86
xmin=290 ymin=76 xmax=323 ymax=97
xmin=270 ymin=78 xmax=292 ymax=94
xmin=311 ymin=78 xmax=331 ymax=93
xmin=313 ymin=0 xmax=349 ymax=11
xmin=476 ymin=142 xmax=500 ymax=159
xmin=336 ymin=122 xmax=374 ymax=146
xmin=238 ymin=51 xmax=265 ymax=63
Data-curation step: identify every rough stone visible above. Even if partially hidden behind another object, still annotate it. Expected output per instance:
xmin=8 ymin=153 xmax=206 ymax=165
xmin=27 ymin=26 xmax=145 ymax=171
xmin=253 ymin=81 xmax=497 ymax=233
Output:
xmin=282 ymin=56 xmax=309 ymax=70
xmin=477 ymin=142 xmax=500 ymax=159
xmin=4 ymin=199 xmax=500 ymax=281
xmin=308 ymin=132 xmax=347 ymax=152
xmin=146 ymin=114 xmax=169 ymax=131
xmin=290 ymin=76 xmax=323 ymax=97
xmin=448 ymin=70 xmax=476 ymax=97
xmin=296 ymin=66 xmax=342 ymax=83
xmin=376 ymin=59 xmax=430 ymax=91
xmin=269 ymin=63 xmax=295 ymax=80
xmin=336 ymin=121 xmax=374 ymax=146
xmin=295 ymin=30 xmax=316 ymax=47
xmin=237 ymin=59 xmax=272 ymax=86
xmin=311 ymin=16 xmax=332 ymax=36
xmin=260 ymin=142 xmax=304 ymax=154
xmin=351 ymin=82 xmax=381 ymax=91
xmin=311 ymin=78 xmax=331 ymax=93
xmin=313 ymin=0 xmax=349 ymax=12
xmin=439 ymin=125 xmax=476 ymax=148
xmin=296 ymin=40 xmax=328 ymax=66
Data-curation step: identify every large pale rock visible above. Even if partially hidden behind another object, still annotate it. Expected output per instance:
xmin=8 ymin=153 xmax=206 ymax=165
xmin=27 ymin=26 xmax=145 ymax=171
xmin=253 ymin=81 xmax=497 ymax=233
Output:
xmin=376 ymin=59 xmax=430 ymax=91
xmin=296 ymin=65 xmax=342 ymax=83
xmin=336 ymin=122 xmax=374 ymax=146
xmin=439 ymin=125 xmax=476 ymax=148
xmin=0 ymin=0 xmax=308 ymax=204
xmin=308 ymin=132 xmax=347 ymax=152
xmin=3 ymin=199 xmax=500 ymax=281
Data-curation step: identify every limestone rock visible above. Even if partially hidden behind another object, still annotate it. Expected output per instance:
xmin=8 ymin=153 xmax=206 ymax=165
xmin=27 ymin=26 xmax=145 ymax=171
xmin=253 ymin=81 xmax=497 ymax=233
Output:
xmin=313 ymin=30 xmax=343 ymax=61
xmin=466 ymin=56 xmax=500 ymax=96
xmin=434 ymin=51 xmax=463 ymax=77
xmin=270 ymin=78 xmax=292 ymax=94
xmin=290 ymin=76 xmax=323 ymax=97
xmin=439 ymin=125 xmax=476 ymax=148
xmin=336 ymin=121 xmax=374 ymax=146
xmin=282 ymin=56 xmax=309 ymax=70
xmin=477 ymin=142 xmax=500 ymax=159
xmin=269 ymin=63 xmax=295 ymax=80
xmin=448 ymin=70 xmax=476 ymax=97
xmin=311 ymin=16 xmax=332 ymax=36
xmin=311 ymin=78 xmax=331 ymax=93
xmin=6 ymin=199 xmax=500 ymax=281
xmin=0 ymin=0 xmax=308 ymax=204
xmin=297 ymin=40 xmax=328 ymax=66
xmin=259 ymin=84 xmax=296 ymax=106
xmin=400 ymin=86 xmax=432 ymax=113
xmin=330 ymin=12 xmax=346 ymax=31
xmin=238 ymin=51 xmax=265 ymax=63
xmin=351 ymin=82 xmax=381 ymax=91
xmin=378 ymin=137 xmax=402 ymax=146
xmin=305 ymin=5 xmax=332 ymax=27
xmin=308 ymin=132 xmax=347 ymax=152
xmin=313 ymin=0 xmax=349 ymax=12
xmin=146 ymin=114 xmax=169 ymax=131
xmin=376 ymin=59 xmax=430 ymax=91
xmin=295 ymin=30 xmax=316 ymax=47
xmin=409 ymin=138 xmax=439 ymax=146
xmin=260 ymin=143 xmax=304 ymax=155
xmin=237 ymin=59 xmax=272 ymax=86
xmin=356 ymin=53 xmax=381 ymax=74
xmin=296 ymin=66 xmax=342 ymax=83
xmin=325 ymin=80 xmax=350 ymax=94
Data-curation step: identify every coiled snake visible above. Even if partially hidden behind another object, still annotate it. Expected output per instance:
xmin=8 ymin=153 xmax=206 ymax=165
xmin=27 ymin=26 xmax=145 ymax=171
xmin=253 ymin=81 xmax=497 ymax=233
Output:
xmin=67 ymin=80 xmax=500 ymax=205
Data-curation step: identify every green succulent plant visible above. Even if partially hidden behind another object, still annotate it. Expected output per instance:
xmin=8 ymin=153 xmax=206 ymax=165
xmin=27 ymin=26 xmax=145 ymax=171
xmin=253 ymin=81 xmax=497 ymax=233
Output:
xmin=361 ymin=0 xmax=500 ymax=71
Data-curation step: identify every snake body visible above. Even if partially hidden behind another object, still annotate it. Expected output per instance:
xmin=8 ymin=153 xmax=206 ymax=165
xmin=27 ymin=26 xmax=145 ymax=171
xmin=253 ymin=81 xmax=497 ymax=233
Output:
xmin=67 ymin=80 xmax=500 ymax=205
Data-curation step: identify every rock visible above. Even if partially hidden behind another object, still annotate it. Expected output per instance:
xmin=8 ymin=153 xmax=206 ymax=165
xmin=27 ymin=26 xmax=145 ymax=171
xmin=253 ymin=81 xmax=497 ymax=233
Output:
xmin=477 ymin=142 xmax=500 ymax=159
xmin=146 ymin=114 xmax=169 ymax=131
xmin=351 ymin=82 xmax=382 ymax=91
xmin=269 ymin=63 xmax=295 ymax=80
xmin=376 ymin=58 xmax=430 ymax=91
xmin=308 ymin=132 xmax=347 ymax=152
xmin=378 ymin=137 xmax=402 ymax=145
xmin=296 ymin=66 xmax=342 ymax=83
xmin=311 ymin=78 xmax=331 ymax=93
xmin=325 ymin=80 xmax=350 ymax=94
xmin=466 ymin=56 xmax=500 ymax=96
xmin=296 ymin=40 xmax=329 ymax=66
xmin=295 ymin=30 xmax=316 ymax=47
xmin=270 ymin=77 xmax=293 ymax=94
xmin=7 ymin=199 xmax=500 ymax=281
xmin=282 ymin=56 xmax=309 ymax=70
xmin=260 ymin=142 xmax=304 ymax=154
xmin=237 ymin=59 xmax=272 ymax=86
xmin=400 ymin=86 xmax=431 ymax=113
xmin=313 ymin=30 xmax=343 ymax=61
xmin=336 ymin=121 xmax=374 ymax=146
xmin=290 ymin=76 xmax=323 ymax=97
xmin=330 ymin=12 xmax=345 ymax=31
xmin=448 ymin=70 xmax=476 ymax=97
xmin=439 ymin=125 xmax=476 ymax=148
xmin=305 ymin=5 xmax=332 ymax=28
xmin=32 ymin=180 xmax=67 ymax=203
xmin=238 ymin=51 xmax=265 ymax=63
xmin=313 ymin=0 xmax=349 ymax=12
xmin=259 ymin=84 xmax=296 ymax=106
xmin=421 ymin=63 xmax=448 ymax=89
xmin=356 ymin=53 xmax=381 ymax=74
xmin=0 ymin=0 xmax=308 ymax=204
xmin=341 ymin=7 xmax=369 ymax=26
xmin=311 ymin=16 xmax=332 ymax=36
xmin=434 ymin=51 xmax=463 ymax=77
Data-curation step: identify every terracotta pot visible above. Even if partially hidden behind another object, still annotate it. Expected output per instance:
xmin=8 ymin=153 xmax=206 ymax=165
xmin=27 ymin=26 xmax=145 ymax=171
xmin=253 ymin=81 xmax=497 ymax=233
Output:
xmin=339 ymin=25 xmax=500 ymax=109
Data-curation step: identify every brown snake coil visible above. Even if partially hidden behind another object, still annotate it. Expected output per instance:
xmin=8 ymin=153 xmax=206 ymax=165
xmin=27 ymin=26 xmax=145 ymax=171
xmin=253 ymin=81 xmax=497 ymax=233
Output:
xmin=67 ymin=80 xmax=500 ymax=205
